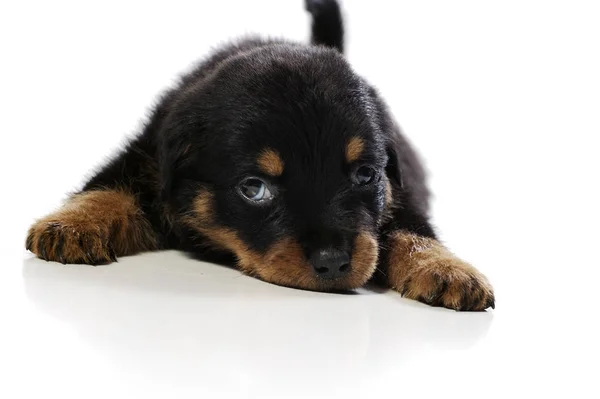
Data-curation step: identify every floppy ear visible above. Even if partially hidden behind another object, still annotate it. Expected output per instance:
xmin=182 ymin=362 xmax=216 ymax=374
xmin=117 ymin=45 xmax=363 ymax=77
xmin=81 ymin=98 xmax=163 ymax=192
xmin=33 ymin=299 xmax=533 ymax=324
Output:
xmin=385 ymin=133 xmax=404 ymax=190
xmin=158 ymin=115 xmax=193 ymax=202
xmin=361 ymin=83 xmax=406 ymax=190
xmin=160 ymin=139 xmax=194 ymax=202
xmin=157 ymin=92 xmax=213 ymax=204
xmin=159 ymin=139 xmax=176 ymax=202
xmin=384 ymin=126 xmax=433 ymax=216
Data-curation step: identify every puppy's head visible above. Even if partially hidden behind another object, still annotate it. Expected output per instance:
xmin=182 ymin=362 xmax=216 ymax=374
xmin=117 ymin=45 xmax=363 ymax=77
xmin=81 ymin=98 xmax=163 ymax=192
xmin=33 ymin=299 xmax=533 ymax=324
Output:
xmin=162 ymin=44 xmax=393 ymax=291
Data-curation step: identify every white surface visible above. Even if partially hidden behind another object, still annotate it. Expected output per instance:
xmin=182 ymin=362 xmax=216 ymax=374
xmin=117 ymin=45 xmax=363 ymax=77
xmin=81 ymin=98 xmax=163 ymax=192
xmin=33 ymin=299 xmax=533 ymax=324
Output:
xmin=1 ymin=1 xmax=599 ymax=398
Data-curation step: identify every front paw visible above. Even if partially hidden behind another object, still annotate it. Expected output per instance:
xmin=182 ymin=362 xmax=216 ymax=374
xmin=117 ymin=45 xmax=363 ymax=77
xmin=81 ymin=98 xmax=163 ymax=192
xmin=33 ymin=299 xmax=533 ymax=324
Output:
xmin=399 ymin=258 xmax=495 ymax=311
xmin=26 ymin=219 xmax=116 ymax=265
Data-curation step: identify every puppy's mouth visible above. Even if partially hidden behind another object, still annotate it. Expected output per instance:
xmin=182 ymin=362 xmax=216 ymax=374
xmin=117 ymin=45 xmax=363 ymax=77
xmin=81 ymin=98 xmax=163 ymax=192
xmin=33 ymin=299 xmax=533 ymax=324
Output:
xmin=238 ymin=232 xmax=379 ymax=292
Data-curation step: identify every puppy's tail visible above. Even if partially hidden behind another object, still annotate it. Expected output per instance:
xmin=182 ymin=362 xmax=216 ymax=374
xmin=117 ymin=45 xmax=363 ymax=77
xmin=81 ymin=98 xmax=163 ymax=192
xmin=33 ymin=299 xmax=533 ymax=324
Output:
xmin=305 ymin=0 xmax=344 ymax=53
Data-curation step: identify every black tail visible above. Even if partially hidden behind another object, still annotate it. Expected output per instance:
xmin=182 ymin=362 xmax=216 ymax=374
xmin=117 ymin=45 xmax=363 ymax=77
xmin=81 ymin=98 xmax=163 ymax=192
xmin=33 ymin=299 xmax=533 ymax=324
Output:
xmin=305 ymin=0 xmax=344 ymax=53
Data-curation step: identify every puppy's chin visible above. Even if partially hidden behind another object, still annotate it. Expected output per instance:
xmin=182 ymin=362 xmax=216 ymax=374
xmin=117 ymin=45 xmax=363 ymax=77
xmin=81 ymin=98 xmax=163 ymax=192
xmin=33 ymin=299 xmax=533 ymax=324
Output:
xmin=238 ymin=233 xmax=379 ymax=292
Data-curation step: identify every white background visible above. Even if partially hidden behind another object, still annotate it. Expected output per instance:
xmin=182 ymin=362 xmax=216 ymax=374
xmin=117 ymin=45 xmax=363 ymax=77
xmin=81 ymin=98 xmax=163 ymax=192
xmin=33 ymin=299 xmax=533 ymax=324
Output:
xmin=1 ymin=1 xmax=599 ymax=398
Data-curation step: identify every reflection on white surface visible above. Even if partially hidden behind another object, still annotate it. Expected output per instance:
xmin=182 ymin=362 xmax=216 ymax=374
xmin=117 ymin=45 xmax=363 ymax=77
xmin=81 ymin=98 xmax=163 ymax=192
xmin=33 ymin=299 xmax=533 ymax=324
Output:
xmin=22 ymin=251 xmax=492 ymax=397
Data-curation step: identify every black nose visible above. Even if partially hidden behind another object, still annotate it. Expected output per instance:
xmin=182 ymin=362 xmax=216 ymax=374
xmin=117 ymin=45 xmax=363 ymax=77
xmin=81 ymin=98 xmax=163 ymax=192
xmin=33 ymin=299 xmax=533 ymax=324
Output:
xmin=309 ymin=248 xmax=351 ymax=279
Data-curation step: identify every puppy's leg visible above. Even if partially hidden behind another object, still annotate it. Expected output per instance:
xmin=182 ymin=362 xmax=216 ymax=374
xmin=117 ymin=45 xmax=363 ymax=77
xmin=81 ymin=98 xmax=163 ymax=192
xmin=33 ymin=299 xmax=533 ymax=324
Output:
xmin=26 ymin=189 xmax=157 ymax=265
xmin=377 ymin=197 xmax=494 ymax=311
xmin=382 ymin=230 xmax=494 ymax=311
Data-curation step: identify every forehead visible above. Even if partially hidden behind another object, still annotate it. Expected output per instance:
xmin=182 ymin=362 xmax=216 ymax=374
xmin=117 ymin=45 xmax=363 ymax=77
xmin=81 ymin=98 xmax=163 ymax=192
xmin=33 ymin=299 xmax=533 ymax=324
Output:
xmin=216 ymin=99 xmax=384 ymax=184
xmin=196 ymin=46 xmax=386 ymax=182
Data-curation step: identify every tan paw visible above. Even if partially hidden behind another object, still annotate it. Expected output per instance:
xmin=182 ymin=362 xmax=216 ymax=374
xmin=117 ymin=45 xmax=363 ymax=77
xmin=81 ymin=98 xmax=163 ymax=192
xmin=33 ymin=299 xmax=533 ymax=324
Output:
xmin=399 ymin=258 xmax=495 ymax=311
xmin=26 ymin=219 xmax=116 ymax=265
xmin=387 ymin=232 xmax=495 ymax=311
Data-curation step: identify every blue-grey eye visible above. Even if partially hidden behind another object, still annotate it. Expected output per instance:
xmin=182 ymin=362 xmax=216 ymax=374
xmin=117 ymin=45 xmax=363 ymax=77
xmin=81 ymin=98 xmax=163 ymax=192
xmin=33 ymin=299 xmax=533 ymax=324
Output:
xmin=239 ymin=178 xmax=273 ymax=202
xmin=353 ymin=165 xmax=377 ymax=185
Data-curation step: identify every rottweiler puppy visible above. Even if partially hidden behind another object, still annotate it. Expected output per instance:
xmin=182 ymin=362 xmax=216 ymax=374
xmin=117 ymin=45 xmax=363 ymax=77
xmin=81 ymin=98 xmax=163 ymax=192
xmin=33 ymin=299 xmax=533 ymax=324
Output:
xmin=26 ymin=0 xmax=494 ymax=311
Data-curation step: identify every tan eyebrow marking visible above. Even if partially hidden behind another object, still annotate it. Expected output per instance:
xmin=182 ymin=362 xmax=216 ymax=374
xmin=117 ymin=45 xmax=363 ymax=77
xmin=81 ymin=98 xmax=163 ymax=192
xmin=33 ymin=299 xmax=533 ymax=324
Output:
xmin=345 ymin=136 xmax=364 ymax=163
xmin=257 ymin=148 xmax=284 ymax=176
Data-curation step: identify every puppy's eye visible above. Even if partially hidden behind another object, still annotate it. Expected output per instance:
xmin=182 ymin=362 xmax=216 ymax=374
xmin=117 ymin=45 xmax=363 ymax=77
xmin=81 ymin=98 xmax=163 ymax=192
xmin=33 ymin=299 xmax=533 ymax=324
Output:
xmin=238 ymin=178 xmax=273 ymax=202
xmin=353 ymin=165 xmax=377 ymax=185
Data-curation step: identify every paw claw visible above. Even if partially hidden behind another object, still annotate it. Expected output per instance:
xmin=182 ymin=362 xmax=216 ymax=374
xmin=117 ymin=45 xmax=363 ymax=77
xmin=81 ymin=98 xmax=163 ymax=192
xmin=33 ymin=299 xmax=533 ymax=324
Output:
xmin=39 ymin=237 xmax=49 ymax=261
xmin=26 ymin=234 xmax=33 ymax=251
xmin=400 ymin=277 xmax=412 ymax=297
xmin=430 ymin=280 xmax=447 ymax=305
xmin=107 ymin=243 xmax=117 ymax=262
xmin=55 ymin=235 xmax=65 ymax=264
xmin=86 ymin=252 xmax=96 ymax=265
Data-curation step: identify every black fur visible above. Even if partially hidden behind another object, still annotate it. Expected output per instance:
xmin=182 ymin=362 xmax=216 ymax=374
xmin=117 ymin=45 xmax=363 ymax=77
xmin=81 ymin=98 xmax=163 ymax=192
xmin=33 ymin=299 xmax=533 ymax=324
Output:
xmin=306 ymin=0 xmax=345 ymax=52
xmin=35 ymin=1 xmax=440 ymax=286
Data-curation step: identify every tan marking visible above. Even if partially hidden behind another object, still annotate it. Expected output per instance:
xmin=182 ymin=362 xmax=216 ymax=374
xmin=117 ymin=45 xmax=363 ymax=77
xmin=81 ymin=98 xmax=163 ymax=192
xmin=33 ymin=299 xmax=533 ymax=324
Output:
xmin=386 ymin=232 xmax=495 ymax=311
xmin=345 ymin=137 xmax=365 ymax=163
xmin=384 ymin=176 xmax=393 ymax=207
xmin=375 ymin=175 xmax=395 ymax=228
xmin=186 ymin=190 xmax=379 ymax=291
xmin=349 ymin=232 xmax=379 ymax=283
xmin=190 ymin=189 xmax=213 ymax=225
xmin=257 ymin=148 xmax=284 ymax=176
xmin=26 ymin=189 xmax=157 ymax=264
